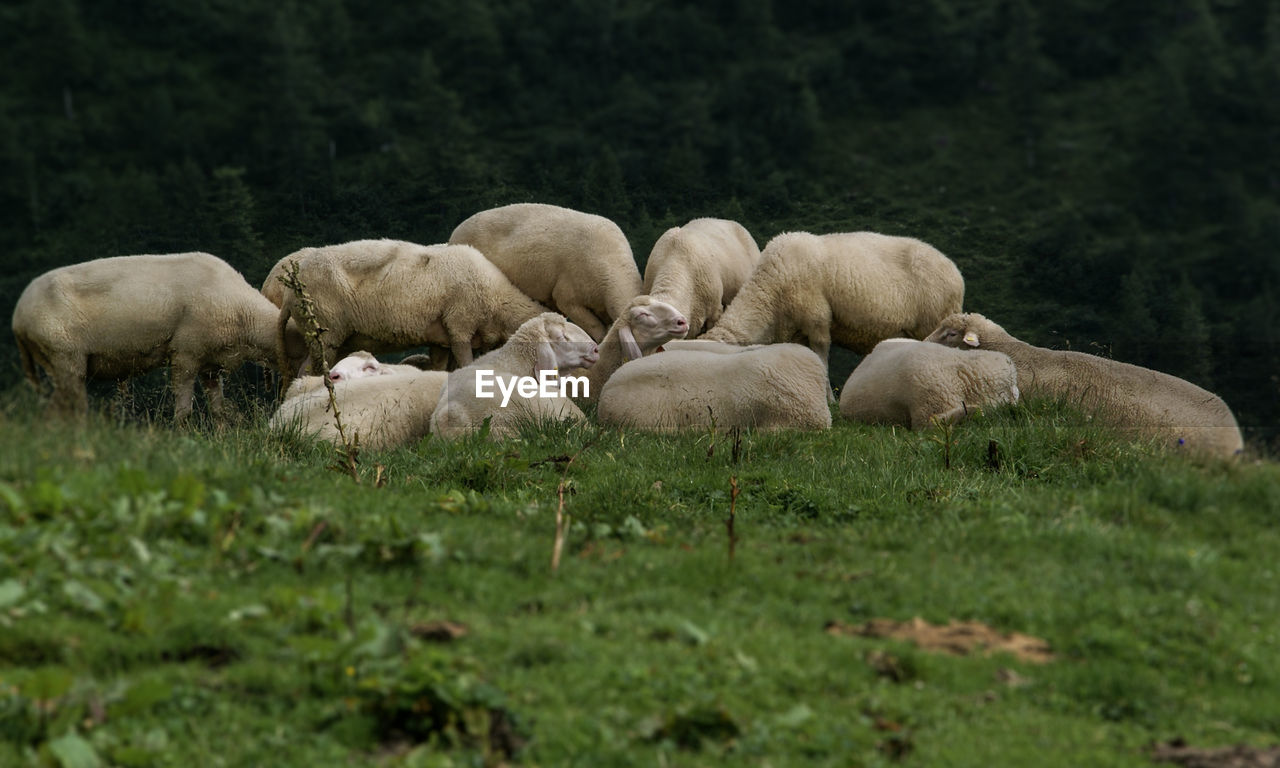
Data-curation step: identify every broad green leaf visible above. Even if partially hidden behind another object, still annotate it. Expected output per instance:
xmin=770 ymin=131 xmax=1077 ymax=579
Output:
xmin=0 ymin=578 xmax=26 ymax=609
xmin=47 ymin=730 xmax=101 ymax=768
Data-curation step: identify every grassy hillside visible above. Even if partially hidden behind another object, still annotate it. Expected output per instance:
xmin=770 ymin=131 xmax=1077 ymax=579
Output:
xmin=2 ymin=386 xmax=1277 ymax=766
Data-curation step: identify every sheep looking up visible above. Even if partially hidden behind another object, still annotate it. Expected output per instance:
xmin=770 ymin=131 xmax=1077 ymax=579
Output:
xmin=577 ymin=296 xmax=689 ymax=401
xmin=430 ymin=313 xmax=600 ymax=439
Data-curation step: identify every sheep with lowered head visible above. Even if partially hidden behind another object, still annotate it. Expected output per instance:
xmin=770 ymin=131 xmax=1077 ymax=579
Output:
xmin=13 ymin=252 xmax=307 ymax=421
xmin=270 ymin=368 xmax=448 ymax=452
xmin=925 ymin=312 xmax=1244 ymax=458
xmin=597 ymin=343 xmax=832 ymax=432
xmin=430 ymin=313 xmax=600 ymax=440
xmin=642 ymin=218 xmax=762 ymax=335
xmin=275 ymin=239 xmax=548 ymax=386
xmin=448 ymin=203 xmax=643 ymax=341
xmin=699 ymin=231 xmax=964 ymax=368
xmin=839 ymin=338 xmax=1020 ymax=429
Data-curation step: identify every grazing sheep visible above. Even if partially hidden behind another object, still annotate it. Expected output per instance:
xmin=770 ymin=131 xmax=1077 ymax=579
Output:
xmin=838 ymin=338 xmax=1020 ymax=429
xmin=13 ymin=252 xmax=307 ymax=421
xmin=597 ymin=343 xmax=833 ymax=432
xmin=578 ymin=296 xmax=690 ymax=401
xmin=447 ymin=203 xmax=643 ymax=341
xmin=275 ymin=239 xmax=548 ymax=386
xmin=430 ymin=313 xmax=600 ymax=439
xmin=260 ymin=249 xmax=313 ymax=307
xmin=642 ymin=218 xmax=762 ymax=335
xmin=925 ymin=313 xmax=1245 ymax=458
xmin=699 ymin=231 xmax=965 ymax=368
xmin=270 ymin=369 xmax=448 ymax=452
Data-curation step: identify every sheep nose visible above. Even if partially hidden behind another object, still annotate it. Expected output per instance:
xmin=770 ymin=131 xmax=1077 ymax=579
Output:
xmin=675 ymin=317 xmax=688 ymax=329
xmin=327 ymin=372 xmax=341 ymax=382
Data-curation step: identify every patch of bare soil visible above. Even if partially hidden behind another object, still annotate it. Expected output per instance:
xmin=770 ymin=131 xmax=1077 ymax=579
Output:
xmin=1151 ymin=740 xmax=1280 ymax=768
xmin=825 ymin=616 xmax=1054 ymax=664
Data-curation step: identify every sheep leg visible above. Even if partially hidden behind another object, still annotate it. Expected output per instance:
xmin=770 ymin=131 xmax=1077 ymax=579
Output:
xmin=170 ymin=357 xmax=200 ymax=423
xmin=200 ymin=369 xmax=227 ymax=418
xmin=428 ymin=347 xmax=451 ymax=371
xmin=48 ymin=353 xmax=88 ymax=417
xmin=914 ymin=402 xmax=970 ymax=430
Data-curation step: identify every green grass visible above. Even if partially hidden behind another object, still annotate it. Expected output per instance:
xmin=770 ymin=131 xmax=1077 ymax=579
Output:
xmin=1 ymin=386 xmax=1278 ymax=767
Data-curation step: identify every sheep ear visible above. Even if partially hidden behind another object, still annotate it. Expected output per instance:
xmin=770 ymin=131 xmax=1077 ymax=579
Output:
xmin=535 ymin=341 xmax=558 ymax=376
xmin=963 ymin=331 xmax=980 ymax=347
xmin=618 ymin=324 xmax=644 ymax=362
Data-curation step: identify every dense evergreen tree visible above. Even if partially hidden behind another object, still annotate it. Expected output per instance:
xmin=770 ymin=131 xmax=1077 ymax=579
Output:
xmin=1 ymin=0 xmax=1275 ymax=445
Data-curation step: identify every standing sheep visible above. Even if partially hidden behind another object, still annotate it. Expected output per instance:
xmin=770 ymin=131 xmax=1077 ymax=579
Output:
xmin=642 ymin=218 xmax=762 ymax=335
xmin=270 ymin=368 xmax=448 ymax=452
xmin=275 ymin=239 xmax=549 ymax=386
xmin=13 ymin=252 xmax=307 ymax=421
xmin=578 ymin=296 xmax=689 ymax=401
xmin=597 ymin=343 xmax=833 ymax=432
xmin=838 ymin=338 xmax=1020 ymax=429
xmin=430 ymin=313 xmax=600 ymax=440
xmin=260 ymin=249 xmax=313 ymax=307
xmin=447 ymin=203 xmax=643 ymax=341
xmin=699 ymin=231 xmax=965 ymax=368
xmin=925 ymin=313 xmax=1245 ymax=458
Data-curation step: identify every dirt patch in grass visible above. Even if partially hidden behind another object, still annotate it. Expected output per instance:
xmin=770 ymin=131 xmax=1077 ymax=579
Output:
xmin=1151 ymin=740 xmax=1280 ymax=768
xmin=826 ymin=617 xmax=1054 ymax=664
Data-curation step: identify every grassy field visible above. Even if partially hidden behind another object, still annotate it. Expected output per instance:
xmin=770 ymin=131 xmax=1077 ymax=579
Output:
xmin=1 ymin=385 xmax=1278 ymax=767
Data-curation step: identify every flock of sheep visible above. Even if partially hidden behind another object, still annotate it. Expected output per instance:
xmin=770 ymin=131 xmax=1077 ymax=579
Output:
xmin=11 ymin=202 xmax=1245 ymax=459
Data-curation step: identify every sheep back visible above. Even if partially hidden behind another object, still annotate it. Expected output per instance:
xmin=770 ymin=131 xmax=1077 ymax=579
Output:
xmin=926 ymin=313 xmax=1244 ymax=458
xmin=448 ymin=203 xmax=643 ymax=340
xmin=704 ymin=231 xmax=964 ymax=355
xmin=597 ymin=343 xmax=832 ymax=431
xmin=271 ymin=370 xmax=448 ymax=452
xmin=839 ymin=338 xmax=1019 ymax=429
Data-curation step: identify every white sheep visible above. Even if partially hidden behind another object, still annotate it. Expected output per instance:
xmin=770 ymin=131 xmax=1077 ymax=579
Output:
xmin=270 ymin=369 xmax=448 ymax=452
xmin=699 ymin=231 xmax=965 ymax=367
xmin=577 ymin=296 xmax=689 ymax=401
xmin=597 ymin=343 xmax=833 ymax=432
xmin=260 ymin=249 xmax=313 ymax=307
xmin=447 ymin=203 xmax=643 ymax=341
xmin=838 ymin=338 xmax=1020 ymax=429
xmin=281 ymin=350 xmax=436 ymax=401
xmin=642 ymin=218 xmax=762 ymax=335
xmin=275 ymin=239 xmax=548 ymax=386
xmin=13 ymin=252 xmax=307 ymax=421
xmin=925 ymin=313 xmax=1245 ymax=458
xmin=429 ymin=313 xmax=600 ymax=439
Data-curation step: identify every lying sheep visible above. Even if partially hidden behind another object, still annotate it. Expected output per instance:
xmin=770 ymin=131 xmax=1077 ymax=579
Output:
xmin=270 ymin=368 xmax=448 ymax=452
xmin=275 ymin=239 xmax=548 ymax=386
xmin=642 ymin=218 xmax=762 ymax=335
xmin=578 ymin=296 xmax=689 ymax=401
xmin=430 ymin=313 xmax=600 ymax=439
xmin=839 ymin=338 xmax=1020 ymax=429
xmin=447 ymin=203 xmax=643 ymax=341
xmin=925 ymin=313 xmax=1244 ymax=458
xmin=13 ymin=252 xmax=307 ymax=421
xmin=282 ymin=350 xmax=436 ymax=401
xmin=699 ymin=231 xmax=965 ymax=367
xmin=597 ymin=343 xmax=832 ymax=432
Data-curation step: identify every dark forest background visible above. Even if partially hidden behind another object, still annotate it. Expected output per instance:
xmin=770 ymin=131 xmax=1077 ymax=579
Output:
xmin=1 ymin=0 xmax=1277 ymax=445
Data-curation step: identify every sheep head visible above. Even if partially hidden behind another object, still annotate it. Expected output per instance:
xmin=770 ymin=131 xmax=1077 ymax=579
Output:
xmin=617 ymin=297 xmax=689 ymax=361
xmin=526 ymin=314 xmax=599 ymax=376
xmin=327 ymin=351 xmax=393 ymax=382
xmin=925 ymin=313 xmax=1004 ymax=349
